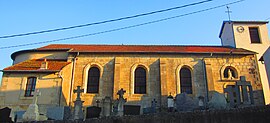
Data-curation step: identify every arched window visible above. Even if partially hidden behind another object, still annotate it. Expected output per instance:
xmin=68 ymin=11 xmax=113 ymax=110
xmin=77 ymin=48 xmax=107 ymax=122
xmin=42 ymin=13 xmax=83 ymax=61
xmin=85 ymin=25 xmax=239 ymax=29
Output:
xmin=224 ymin=66 xmax=237 ymax=79
xmin=25 ymin=77 xmax=37 ymax=97
xmin=134 ymin=67 xmax=146 ymax=94
xmin=87 ymin=67 xmax=100 ymax=93
xmin=180 ymin=67 xmax=192 ymax=94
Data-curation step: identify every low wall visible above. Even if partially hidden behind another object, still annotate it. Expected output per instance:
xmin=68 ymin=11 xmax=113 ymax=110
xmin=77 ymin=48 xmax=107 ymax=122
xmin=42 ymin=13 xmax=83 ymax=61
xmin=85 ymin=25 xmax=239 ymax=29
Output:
xmin=23 ymin=105 xmax=270 ymax=123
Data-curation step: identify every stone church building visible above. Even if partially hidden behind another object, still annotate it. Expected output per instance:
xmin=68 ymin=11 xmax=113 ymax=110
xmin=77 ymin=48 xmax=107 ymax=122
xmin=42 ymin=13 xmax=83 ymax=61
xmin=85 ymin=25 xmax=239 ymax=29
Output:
xmin=0 ymin=21 xmax=269 ymax=115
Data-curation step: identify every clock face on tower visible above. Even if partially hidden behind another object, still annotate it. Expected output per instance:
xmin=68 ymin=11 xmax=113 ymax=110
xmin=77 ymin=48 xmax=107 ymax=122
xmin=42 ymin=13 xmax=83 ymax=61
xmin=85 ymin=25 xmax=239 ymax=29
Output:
xmin=236 ymin=26 xmax=245 ymax=33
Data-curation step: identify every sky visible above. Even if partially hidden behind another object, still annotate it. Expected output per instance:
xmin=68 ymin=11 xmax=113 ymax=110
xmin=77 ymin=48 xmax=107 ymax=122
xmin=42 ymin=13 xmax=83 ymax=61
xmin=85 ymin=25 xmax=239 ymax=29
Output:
xmin=0 ymin=0 xmax=270 ymax=82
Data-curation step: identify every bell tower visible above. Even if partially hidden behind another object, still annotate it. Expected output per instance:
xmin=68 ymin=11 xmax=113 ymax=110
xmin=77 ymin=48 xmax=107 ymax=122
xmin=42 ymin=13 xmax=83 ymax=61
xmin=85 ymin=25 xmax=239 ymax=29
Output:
xmin=219 ymin=20 xmax=270 ymax=104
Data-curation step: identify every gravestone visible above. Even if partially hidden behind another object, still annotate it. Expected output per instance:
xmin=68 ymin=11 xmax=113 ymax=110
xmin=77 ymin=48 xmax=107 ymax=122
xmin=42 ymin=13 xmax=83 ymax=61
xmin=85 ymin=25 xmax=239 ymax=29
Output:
xmin=116 ymin=88 xmax=127 ymax=116
xmin=73 ymin=86 xmax=84 ymax=120
xmin=14 ymin=111 xmax=26 ymax=122
xmin=143 ymin=107 xmax=152 ymax=114
xmin=198 ymin=96 xmax=205 ymax=110
xmin=124 ymin=105 xmax=141 ymax=115
xmin=151 ymin=98 xmax=157 ymax=113
xmin=86 ymin=106 xmax=101 ymax=119
xmin=96 ymin=100 xmax=100 ymax=107
xmin=101 ymin=96 xmax=112 ymax=117
xmin=144 ymin=98 xmax=158 ymax=114
xmin=224 ymin=76 xmax=254 ymax=108
xmin=47 ymin=106 xmax=71 ymax=120
xmin=112 ymin=100 xmax=118 ymax=115
xmin=224 ymin=85 xmax=241 ymax=107
xmin=63 ymin=106 xmax=72 ymax=120
xmin=208 ymin=91 xmax=228 ymax=110
xmin=0 ymin=107 xmax=12 ymax=122
xmin=175 ymin=93 xmax=198 ymax=111
xmin=167 ymin=94 xmax=174 ymax=112
xmin=236 ymin=76 xmax=254 ymax=105
xmin=23 ymin=89 xmax=43 ymax=121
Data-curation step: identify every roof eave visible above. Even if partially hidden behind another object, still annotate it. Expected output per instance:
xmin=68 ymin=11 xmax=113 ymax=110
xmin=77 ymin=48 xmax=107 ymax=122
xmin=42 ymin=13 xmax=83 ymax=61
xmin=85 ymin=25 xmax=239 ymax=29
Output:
xmin=68 ymin=51 xmax=256 ymax=55
xmin=11 ymin=49 xmax=70 ymax=60
xmin=2 ymin=70 xmax=60 ymax=73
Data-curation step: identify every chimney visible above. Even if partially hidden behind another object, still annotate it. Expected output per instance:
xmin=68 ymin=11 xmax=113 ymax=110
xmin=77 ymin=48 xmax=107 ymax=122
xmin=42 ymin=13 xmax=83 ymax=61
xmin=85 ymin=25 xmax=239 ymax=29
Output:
xmin=40 ymin=59 xmax=48 ymax=69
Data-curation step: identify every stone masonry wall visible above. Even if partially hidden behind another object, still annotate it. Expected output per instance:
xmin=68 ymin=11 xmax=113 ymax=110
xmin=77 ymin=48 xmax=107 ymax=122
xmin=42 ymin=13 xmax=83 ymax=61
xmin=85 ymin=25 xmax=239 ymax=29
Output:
xmin=205 ymin=54 xmax=264 ymax=105
xmin=68 ymin=53 xmax=264 ymax=110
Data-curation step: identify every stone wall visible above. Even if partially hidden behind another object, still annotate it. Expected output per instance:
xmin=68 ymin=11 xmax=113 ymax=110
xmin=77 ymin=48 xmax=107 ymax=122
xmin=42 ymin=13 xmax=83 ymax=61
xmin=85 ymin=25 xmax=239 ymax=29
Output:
xmin=204 ymin=54 xmax=264 ymax=105
xmin=67 ymin=53 xmax=264 ymax=110
xmin=0 ymin=52 xmax=265 ymax=116
xmin=71 ymin=54 xmax=115 ymax=107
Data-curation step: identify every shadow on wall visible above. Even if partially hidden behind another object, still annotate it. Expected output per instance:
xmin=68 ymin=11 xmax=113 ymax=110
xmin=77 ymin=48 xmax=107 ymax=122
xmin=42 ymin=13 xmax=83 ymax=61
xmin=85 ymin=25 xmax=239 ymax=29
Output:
xmin=0 ymin=86 xmax=69 ymax=113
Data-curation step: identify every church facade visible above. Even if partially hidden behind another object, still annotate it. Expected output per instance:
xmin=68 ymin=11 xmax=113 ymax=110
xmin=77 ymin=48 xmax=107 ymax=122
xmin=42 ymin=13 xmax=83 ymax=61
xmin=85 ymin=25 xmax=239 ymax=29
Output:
xmin=0 ymin=21 xmax=269 ymax=115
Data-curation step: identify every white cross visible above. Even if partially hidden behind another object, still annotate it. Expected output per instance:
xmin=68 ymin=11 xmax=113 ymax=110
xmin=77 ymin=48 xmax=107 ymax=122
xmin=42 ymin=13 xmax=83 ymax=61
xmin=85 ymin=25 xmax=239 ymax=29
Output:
xmin=32 ymin=89 xmax=41 ymax=104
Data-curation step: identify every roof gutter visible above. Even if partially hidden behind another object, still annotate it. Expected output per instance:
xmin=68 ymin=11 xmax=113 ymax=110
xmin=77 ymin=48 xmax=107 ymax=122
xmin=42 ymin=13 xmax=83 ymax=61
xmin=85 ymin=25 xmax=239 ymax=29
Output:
xmin=68 ymin=51 xmax=256 ymax=55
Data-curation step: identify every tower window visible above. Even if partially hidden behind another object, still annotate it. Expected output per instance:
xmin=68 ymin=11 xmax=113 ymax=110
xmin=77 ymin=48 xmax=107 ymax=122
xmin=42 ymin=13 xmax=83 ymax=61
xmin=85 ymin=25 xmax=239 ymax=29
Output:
xmin=249 ymin=27 xmax=261 ymax=43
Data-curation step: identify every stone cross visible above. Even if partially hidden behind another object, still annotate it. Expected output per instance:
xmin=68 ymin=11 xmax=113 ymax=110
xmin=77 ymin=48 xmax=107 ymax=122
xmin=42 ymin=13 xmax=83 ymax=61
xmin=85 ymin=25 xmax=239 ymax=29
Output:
xmin=116 ymin=88 xmax=126 ymax=116
xmin=73 ymin=86 xmax=84 ymax=101
xmin=32 ymin=89 xmax=41 ymax=104
xmin=23 ymin=89 xmax=42 ymax=121
xmin=224 ymin=85 xmax=241 ymax=107
xmin=151 ymin=99 xmax=157 ymax=108
xmin=117 ymin=88 xmax=126 ymax=99
xmin=236 ymin=76 xmax=253 ymax=104
xmin=96 ymin=100 xmax=100 ymax=107
xmin=101 ymin=97 xmax=112 ymax=117
xmin=151 ymin=99 xmax=157 ymax=113
xmin=73 ymin=86 xmax=85 ymax=120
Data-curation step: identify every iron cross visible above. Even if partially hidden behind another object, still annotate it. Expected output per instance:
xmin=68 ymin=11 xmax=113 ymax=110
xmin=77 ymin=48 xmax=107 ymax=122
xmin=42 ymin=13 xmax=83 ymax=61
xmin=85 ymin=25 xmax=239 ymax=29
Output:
xmin=225 ymin=6 xmax=232 ymax=22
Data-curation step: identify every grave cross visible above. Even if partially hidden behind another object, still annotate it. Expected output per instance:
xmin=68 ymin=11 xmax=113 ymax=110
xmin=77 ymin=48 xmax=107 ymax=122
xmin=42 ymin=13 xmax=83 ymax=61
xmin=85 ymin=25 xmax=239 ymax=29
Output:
xmin=117 ymin=88 xmax=126 ymax=99
xmin=73 ymin=86 xmax=84 ymax=100
xmin=236 ymin=76 xmax=252 ymax=104
xmin=96 ymin=100 xmax=100 ymax=107
xmin=151 ymin=99 xmax=157 ymax=107
xmin=32 ymin=89 xmax=41 ymax=104
xmin=151 ymin=99 xmax=158 ymax=113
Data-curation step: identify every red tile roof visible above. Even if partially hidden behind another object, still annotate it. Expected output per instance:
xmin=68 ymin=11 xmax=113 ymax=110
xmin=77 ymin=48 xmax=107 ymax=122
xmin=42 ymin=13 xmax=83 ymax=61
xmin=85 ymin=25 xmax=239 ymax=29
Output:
xmin=37 ymin=44 xmax=256 ymax=54
xmin=3 ymin=59 xmax=70 ymax=72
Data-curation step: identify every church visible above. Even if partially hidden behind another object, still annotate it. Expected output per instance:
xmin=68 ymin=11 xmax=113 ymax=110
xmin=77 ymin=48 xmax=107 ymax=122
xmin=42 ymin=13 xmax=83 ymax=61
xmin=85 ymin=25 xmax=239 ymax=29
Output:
xmin=0 ymin=20 xmax=269 ymax=116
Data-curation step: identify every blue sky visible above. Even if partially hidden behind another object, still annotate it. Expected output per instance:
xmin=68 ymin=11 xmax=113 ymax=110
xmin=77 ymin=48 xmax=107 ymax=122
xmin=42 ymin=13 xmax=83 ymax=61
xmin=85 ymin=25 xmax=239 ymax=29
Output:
xmin=0 ymin=0 xmax=270 ymax=82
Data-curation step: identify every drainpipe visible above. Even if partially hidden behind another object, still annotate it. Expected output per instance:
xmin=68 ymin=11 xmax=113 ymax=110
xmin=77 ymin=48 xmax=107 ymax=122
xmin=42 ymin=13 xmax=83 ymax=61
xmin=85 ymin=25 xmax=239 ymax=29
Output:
xmin=69 ymin=52 xmax=79 ymax=106
xmin=58 ymin=72 xmax=63 ymax=107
